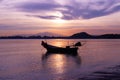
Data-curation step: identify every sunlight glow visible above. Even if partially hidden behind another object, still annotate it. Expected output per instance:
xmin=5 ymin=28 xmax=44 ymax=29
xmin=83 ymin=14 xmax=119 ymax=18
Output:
xmin=52 ymin=18 xmax=66 ymax=24
xmin=54 ymin=12 xmax=63 ymax=18
xmin=53 ymin=41 xmax=65 ymax=47
xmin=52 ymin=54 xmax=66 ymax=74
xmin=51 ymin=12 xmax=67 ymax=24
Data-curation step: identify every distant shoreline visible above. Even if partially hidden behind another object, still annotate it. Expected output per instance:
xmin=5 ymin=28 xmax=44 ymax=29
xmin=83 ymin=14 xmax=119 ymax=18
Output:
xmin=0 ymin=32 xmax=120 ymax=39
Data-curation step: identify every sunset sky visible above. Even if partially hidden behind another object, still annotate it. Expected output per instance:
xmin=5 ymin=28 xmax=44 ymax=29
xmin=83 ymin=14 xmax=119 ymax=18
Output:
xmin=0 ymin=0 xmax=120 ymax=36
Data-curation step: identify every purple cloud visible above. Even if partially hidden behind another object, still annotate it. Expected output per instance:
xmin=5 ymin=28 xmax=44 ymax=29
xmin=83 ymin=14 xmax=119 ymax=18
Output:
xmin=0 ymin=0 xmax=3 ymax=2
xmin=60 ymin=0 xmax=120 ymax=19
xmin=0 ymin=24 xmax=53 ymax=30
xmin=0 ymin=24 xmax=22 ymax=30
xmin=35 ymin=15 xmax=59 ymax=19
xmin=17 ymin=0 xmax=120 ymax=20
xmin=18 ymin=2 xmax=61 ymax=12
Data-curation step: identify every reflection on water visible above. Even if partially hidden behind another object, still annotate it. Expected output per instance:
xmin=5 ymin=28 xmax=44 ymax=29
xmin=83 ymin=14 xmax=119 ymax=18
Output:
xmin=42 ymin=52 xmax=81 ymax=74
xmin=0 ymin=39 xmax=120 ymax=80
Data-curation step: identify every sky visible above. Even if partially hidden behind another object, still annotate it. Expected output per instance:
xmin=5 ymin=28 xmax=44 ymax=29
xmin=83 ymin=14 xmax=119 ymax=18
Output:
xmin=0 ymin=0 xmax=120 ymax=36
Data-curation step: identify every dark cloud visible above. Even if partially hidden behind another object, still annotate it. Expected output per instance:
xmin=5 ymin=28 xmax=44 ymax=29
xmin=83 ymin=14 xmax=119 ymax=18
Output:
xmin=60 ymin=0 xmax=120 ymax=19
xmin=35 ymin=15 xmax=59 ymax=19
xmin=26 ymin=14 xmax=60 ymax=19
xmin=17 ymin=0 xmax=120 ymax=20
xmin=18 ymin=2 xmax=61 ymax=12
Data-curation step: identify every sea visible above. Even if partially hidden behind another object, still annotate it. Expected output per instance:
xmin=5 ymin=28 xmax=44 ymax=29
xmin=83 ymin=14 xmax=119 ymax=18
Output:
xmin=0 ymin=39 xmax=120 ymax=80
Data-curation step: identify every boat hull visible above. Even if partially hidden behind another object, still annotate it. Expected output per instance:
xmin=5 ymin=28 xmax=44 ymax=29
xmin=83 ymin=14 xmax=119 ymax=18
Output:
xmin=46 ymin=47 xmax=78 ymax=53
xmin=41 ymin=41 xmax=79 ymax=55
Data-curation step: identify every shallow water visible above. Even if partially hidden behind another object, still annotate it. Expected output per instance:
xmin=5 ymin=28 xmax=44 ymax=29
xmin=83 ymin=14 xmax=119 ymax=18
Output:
xmin=0 ymin=39 xmax=120 ymax=80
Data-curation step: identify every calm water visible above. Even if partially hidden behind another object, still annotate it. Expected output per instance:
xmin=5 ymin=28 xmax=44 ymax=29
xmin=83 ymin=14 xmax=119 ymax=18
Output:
xmin=0 ymin=39 xmax=120 ymax=80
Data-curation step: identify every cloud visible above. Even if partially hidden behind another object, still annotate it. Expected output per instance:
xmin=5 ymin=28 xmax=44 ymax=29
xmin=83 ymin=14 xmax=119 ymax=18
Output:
xmin=0 ymin=0 xmax=3 ymax=2
xmin=0 ymin=24 xmax=54 ymax=30
xmin=8 ymin=0 xmax=120 ymax=20
xmin=0 ymin=24 xmax=17 ymax=30
xmin=60 ymin=0 xmax=120 ymax=19
xmin=35 ymin=15 xmax=59 ymax=19
xmin=18 ymin=2 xmax=60 ymax=12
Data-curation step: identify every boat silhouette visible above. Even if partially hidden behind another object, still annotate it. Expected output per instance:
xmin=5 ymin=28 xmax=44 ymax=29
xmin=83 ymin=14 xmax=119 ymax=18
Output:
xmin=41 ymin=41 xmax=82 ymax=55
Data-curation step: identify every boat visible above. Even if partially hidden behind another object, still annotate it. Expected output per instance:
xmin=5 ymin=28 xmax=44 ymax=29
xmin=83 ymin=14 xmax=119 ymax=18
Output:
xmin=41 ymin=41 xmax=82 ymax=54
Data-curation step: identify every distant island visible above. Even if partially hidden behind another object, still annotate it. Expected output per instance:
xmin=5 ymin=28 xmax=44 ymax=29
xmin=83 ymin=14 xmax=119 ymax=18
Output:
xmin=69 ymin=32 xmax=120 ymax=39
xmin=0 ymin=32 xmax=120 ymax=39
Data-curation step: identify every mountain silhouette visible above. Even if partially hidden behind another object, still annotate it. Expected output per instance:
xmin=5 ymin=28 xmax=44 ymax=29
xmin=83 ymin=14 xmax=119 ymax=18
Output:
xmin=69 ymin=32 xmax=120 ymax=39
xmin=35 ymin=32 xmax=63 ymax=37
xmin=0 ymin=32 xmax=120 ymax=39
xmin=70 ymin=32 xmax=92 ymax=38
